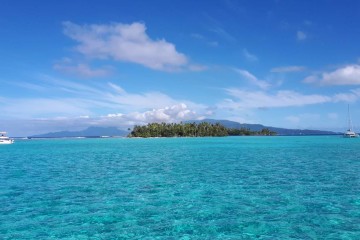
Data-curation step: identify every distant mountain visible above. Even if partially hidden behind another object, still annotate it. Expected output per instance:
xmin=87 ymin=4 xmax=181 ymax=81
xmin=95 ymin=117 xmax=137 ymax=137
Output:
xmin=185 ymin=119 xmax=339 ymax=135
xmin=30 ymin=126 xmax=129 ymax=138
xmin=30 ymin=120 xmax=339 ymax=138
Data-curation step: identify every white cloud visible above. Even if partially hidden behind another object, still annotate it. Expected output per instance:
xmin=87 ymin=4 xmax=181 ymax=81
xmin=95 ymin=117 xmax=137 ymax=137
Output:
xmin=271 ymin=66 xmax=306 ymax=73
xmin=233 ymin=68 xmax=270 ymax=90
xmin=304 ymin=65 xmax=360 ymax=85
xmin=191 ymin=33 xmax=218 ymax=47
xmin=106 ymin=103 xmax=201 ymax=125
xmin=0 ymin=77 xmax=211 ymax=135
xmin=303 ymin=75 xmax=319 ymax=83
xmin=333 ymin=89 xmax=360 ymax=102
xmin=322 ymin=65 xmax=360 ymax=85
xmin=220 ymin=88 xmax=330 ymax=109
xmin=63 ymin=21 xmax=188 ymax=71
xmin=218 ymin=87 xmax=360 ymax=111
xmin=54 ymin=63 xmax=112 ymax=78
xmin=0 ymin=103 xmax=208 ymax=136
xmin=210 ymin=27 xmax=236 ymax=42
xmin=0 ymin=98 xmax=92 ymax=118
xmin=297 ymin=30 xmax=307 ymax=40
xmin=190 ymin=33 xmax=204 ymax=40
xmin=243 ymin=48 xmax=258 ymax=62
xmin=188 ymin=64 xmax=208 ymax=72
xmin=208 ymin=41 xmax=219 ymax=47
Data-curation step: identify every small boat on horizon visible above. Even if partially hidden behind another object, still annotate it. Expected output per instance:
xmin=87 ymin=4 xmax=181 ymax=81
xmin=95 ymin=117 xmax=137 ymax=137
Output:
xmin=0 ymin=132 xmax=14 ymax=144
xmin=343 ymin=105 xmax=358 ymax=138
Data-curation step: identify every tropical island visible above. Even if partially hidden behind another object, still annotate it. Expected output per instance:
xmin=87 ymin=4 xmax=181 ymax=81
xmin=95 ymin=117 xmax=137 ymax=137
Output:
xmin=128 ymin=122 xmax=276 ymax=138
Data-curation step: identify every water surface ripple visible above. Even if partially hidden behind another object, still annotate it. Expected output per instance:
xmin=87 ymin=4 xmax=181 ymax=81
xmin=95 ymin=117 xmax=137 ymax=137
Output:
xmin=1 ymin=136 xmax=360 ymax=239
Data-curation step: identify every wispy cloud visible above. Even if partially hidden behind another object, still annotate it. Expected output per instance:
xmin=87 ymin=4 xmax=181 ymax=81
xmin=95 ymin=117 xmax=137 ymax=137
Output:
xmin=333 ymin=89 xmax=360 ymax=102
xmin=304 ymin=64 xmax=360 ymax=85
xmin=0 ymin=102 xmax=209 ymax=136
xmin=188 ymin=64 xmax=208 ymax=72
xmin=190 ymin=33 xmax=205 ymax=40
xmin=271 ymin=66 xmax=306 ymax=73
xmin=297 ymin=30 xmax=307 ymax=41
xmin=1 ymin=76 xmax=209 ymax=119
xmin=191 ymin=33 xmax=219 ymax=47
xmin=218 ymin=87 xmax=360 ymax=110
xmin=63 ymin=21 xmax=188 ymax=71
xmin=242 ymin=48 xmax=258 ymax=62
xmin=0 ymin=98 xmax=92 ymax=119
xmin=220 ymin=88 xmax=330 ymax=109
xmin=54 ymin=63 xmax=113 ymax=78
xmin=210 ymin=27 xmax=236 ymax=42
xmin=0 ymin=76 xmax=214 ymax=135
xmin=304 ymin=20 xmax=312 ymax=26
xmin=233 ymin=68 xmax=270 ymax=90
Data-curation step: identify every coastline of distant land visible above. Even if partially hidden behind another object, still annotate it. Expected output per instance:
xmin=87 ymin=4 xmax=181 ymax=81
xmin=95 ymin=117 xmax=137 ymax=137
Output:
xmin=28 ymin=119 xmax=340 ymax=139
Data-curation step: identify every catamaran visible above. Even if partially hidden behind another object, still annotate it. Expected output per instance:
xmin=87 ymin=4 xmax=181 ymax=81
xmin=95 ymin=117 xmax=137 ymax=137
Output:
xmin=0 ymin=132 xmax=14 ymax=144
xmin=343 ymin=105 xmax=358 ymax=138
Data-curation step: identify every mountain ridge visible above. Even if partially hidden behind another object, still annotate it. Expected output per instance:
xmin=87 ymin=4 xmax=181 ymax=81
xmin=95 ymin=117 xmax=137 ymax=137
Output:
xmin=184 ymin=119 xmax=339 ymax=135
xmin=30 ymin=126 xmax=129 ymax=138
xmin=29 ymin=119 xmax=339 ymax=138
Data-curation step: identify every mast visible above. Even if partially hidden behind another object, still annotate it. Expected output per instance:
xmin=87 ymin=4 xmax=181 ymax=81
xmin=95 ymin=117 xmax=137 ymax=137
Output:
xmin=348 ymin=104 xmax=353 ymax=131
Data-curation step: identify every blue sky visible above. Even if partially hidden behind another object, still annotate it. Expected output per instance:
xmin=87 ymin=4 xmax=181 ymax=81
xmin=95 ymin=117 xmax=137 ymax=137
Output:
xmin=1 ymin=0 xmax=360 ymax=136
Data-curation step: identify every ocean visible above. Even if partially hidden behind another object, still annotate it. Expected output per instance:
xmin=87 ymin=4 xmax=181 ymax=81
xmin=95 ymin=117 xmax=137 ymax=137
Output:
xmin=1 ymin=136 xmax=360 ymax=239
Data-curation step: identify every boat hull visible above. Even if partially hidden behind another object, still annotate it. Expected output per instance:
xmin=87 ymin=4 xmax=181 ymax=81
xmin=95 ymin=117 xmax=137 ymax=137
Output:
xmin=343 ymin=132 xmax=359 ymax=138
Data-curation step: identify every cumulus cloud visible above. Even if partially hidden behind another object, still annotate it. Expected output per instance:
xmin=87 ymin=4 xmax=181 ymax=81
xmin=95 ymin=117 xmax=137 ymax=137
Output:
xmin=271 ymin=66 xmax=306 ymax=73
xmin=106 ymin=103 xmax=201 ymax=125
xmin=1 ymin=77 xmax=211 ymax=135
xmin=304 ymin=64 xmax=360 ymax=85
xmin=0 ymin=103 xmax=207 ymax=136
xmin=63 ymin=21 xmax=188 ymax=71
xmin=233 ymin=68 xmax=270 ymax=89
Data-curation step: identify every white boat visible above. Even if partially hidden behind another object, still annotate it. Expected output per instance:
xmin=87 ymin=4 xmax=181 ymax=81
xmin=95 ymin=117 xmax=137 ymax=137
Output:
xmin=344 ymin=105 xmax=358 ymax=138
xmin=0 ymin=132 xmax=14 ymax=144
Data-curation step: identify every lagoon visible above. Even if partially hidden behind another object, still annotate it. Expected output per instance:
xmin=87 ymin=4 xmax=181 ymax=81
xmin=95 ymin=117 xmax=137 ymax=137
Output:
xmin=1 ymin=136 xmax=360 ymax=239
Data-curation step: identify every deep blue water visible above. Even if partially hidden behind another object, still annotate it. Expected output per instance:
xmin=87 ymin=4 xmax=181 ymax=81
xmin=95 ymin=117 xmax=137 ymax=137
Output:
xmin=1 ymin=136 xmax=360 ymax=239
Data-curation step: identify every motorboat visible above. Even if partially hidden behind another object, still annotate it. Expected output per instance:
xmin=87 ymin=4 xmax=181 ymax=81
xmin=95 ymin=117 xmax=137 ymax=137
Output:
xmin=0 ymin=132 xmax=14 ymax=144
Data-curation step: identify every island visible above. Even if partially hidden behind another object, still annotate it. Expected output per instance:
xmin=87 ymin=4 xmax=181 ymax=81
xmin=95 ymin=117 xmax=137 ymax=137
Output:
xmin=128 ymin=122 xmax=276 ymax=138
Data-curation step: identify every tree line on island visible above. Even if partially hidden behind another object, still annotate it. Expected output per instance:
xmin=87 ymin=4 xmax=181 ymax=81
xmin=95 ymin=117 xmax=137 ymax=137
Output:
xmin=128 ymin=122 xmax=276 ymax=138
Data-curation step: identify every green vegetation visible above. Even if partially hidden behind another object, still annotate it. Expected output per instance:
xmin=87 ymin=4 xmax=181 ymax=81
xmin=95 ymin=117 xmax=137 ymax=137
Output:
xmin=228 ymin=127 xmax=276 ymax=136
xmin=128 ymin=122 xmax=276 ymax=138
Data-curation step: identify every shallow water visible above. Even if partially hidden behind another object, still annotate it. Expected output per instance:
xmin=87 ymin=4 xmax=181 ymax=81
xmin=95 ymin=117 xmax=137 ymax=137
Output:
xmin=1 ymin=136 xmax=360 ymax=239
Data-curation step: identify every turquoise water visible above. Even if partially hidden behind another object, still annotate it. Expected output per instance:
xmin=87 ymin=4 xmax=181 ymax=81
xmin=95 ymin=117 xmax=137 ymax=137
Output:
xmin=1 ymin=136 xmax=360 ymax=239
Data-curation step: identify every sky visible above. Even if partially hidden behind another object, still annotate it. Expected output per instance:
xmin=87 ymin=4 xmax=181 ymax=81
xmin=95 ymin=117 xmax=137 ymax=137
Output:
xmin=1 ymin=0 xmax=360 ymax=136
